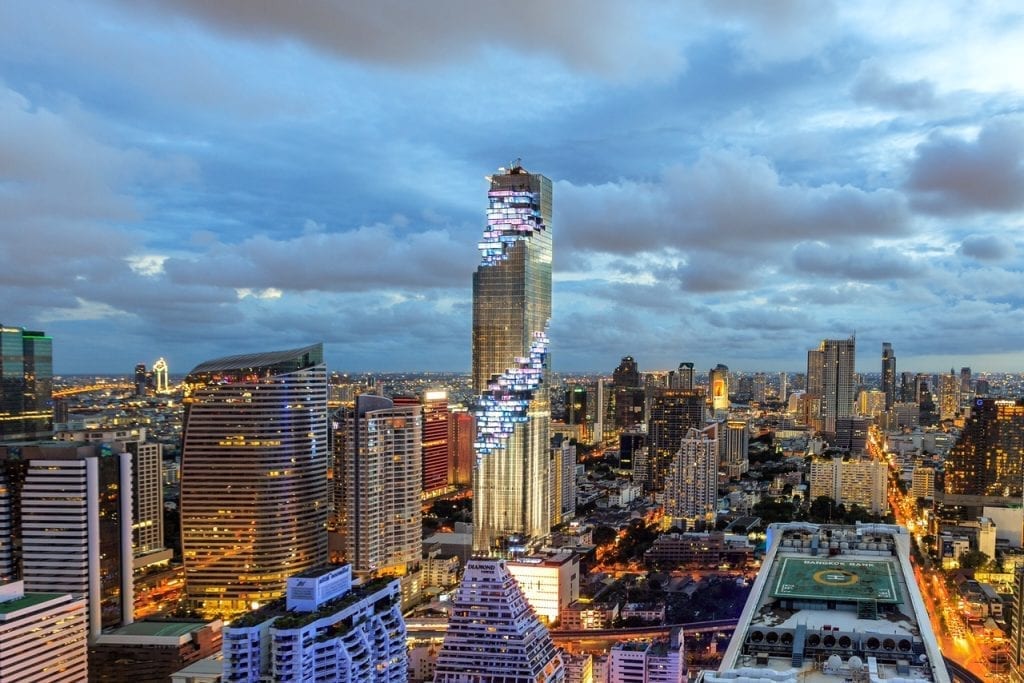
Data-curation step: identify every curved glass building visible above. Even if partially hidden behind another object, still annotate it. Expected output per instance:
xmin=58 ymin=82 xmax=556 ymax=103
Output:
xmin=180 ymin=344 xmax=328 ymax=618
xmin=472 ymin=163 xmax=552 ymax=554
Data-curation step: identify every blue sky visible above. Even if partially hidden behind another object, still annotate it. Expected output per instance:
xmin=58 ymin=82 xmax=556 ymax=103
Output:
xmin=1 ymin=1 xmax=1022 ymax=374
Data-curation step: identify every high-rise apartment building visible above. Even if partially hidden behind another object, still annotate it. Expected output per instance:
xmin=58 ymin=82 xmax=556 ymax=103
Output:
xmin=721 ymin=420 xmax=749 ymax=480
xmin=550 ymin=441 xmax=577 ymax=527
xmin=753 ymin=372 xmax=768 ymax=404
xmin=665 ymin=423 xmax=719 ymax=531
xmin=939 ymin=369 xmax=960 ymax=420
xmin=881 ymin=342 xmax=896 ymax=411
xmin=472 ymin=163 xmax=553 ymax=554
xmin=0 ymin=325 xmax=52 ymax=442
xmin=433 ymin=559 xmax=564 ymax=682
xmin=944 ymin=399 xmax=1024 ymax=498
xmin=647 ymin=388 xmax=705 ymax=493
xmin=335 ymin=394 xmax=421 ymax=578
xmin=670 ymin=362 xmax=695 ymax=391
xmin=808 ymin=455 xmax=888 ymax=514
xmin=806 ymin=337 xmax=856 ymax=436
xmin=709 ymin=364 xmax=730 ymax=413
xmin=221 ymin=565 xmax=407 ymax=683
xmin=179 ymin=344 xmax=328 ymax=619
xmin=0 ymin=581 xmax=87 ymax=681
xmin=778 ymin=372 xmax=788 ymax=402
xmin=0 ymin=442 xmax=135 ymax=635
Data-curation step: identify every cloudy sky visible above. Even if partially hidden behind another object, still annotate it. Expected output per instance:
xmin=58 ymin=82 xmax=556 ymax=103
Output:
xmin=2 ymin=1 xmax=1022 ymax=375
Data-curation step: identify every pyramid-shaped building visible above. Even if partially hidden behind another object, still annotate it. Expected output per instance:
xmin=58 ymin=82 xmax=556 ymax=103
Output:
xmin=434 ymin=559 xmax=564 ymax=682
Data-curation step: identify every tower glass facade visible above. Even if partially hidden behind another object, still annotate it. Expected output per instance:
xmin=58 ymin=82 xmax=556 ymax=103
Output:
xmin=0 ymin=325 xmax=52 ymax=441
xmin=472 ymin=163 xmax=552 ymax=554
xmin=180 ymin=344 xmax=328 ymax=618
xmin=945 ymin=399 xmax=1024 ymax=497
xmin=881 ymin=342 xmax=896 ymax=410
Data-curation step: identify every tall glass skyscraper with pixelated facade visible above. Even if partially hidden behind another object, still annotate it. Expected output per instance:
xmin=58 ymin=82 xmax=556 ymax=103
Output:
xmin=179 ymin=344 xmax=328 ymax=618
xmin=471 ymin=163 xmax=552 ymax=554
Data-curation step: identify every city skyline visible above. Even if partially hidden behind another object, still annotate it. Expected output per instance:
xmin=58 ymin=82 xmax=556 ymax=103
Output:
xmin=2 ymin=2 xmax=1023 ymax=374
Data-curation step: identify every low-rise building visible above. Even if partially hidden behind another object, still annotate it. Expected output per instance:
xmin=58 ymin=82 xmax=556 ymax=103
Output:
xmin=607 ymin=628 xmax=685 ymax=683
xmin=89 ymin=619 xmax=222 ymax=683
xmin=507 ymin=550 xmax=581 ymax=626
xmin=560 ymin=601 xmax=620 ymax=630
xmin=643 ymin=531 xmax=752 ymax=568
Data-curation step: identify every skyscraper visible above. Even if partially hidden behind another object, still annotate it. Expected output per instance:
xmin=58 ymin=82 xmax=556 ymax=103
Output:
xmin=0 ymin=442 xmax=135 ymax=636
xmin=179 ymin=344 xmax=328 ymax=618
xmin=647 ymin=388 xmax=706 ymax=493
xmin=806 ymin=337 xmax=856 ymax=436
xmin=0 ymin=325 xmax=52 ymax=441
xmin=722 ymin=419 xmax=749 ymax=480
xmin=134 ymin=363 xmax=148 ymax=397
xmin=939 ymin=368 xmax=960 ymax=420
xmin=709 ymin=364 xmax=730 ymax=413
xmin=945 ymin=398 xmax=1024 ymax=498
xmin=665 ymin=423 xmax=719 ymax=531
xmin=611 ymin=356 xmax=645 ymax=432
xmin=881 ymin=342 xmax=896 ymax=410
xmin=335 ymin=394 xmax=422 ymax=578
xmin=433 ymin=559 xmax=564 ymax=682
xmin=472 ymin=163 xmax=552 ymax=554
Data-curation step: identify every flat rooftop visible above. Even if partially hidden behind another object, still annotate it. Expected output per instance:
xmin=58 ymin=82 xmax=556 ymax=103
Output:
xmin=0 ymin=593 xmax=65 ymax=616
xmin=106 ymin=621 xmax=210 ymax=638
xmin=771 ymin=557 xmax=900 ymax=604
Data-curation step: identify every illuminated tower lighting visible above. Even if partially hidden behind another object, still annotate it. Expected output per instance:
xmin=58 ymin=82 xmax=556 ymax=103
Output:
xmin=471 ymin=161 xmax=552 ymax=555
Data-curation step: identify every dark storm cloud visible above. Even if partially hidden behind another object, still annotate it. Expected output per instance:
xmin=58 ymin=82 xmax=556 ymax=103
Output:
xmin=957 ymin=234 xmax=1017 ymax=262
xmin=791 ymin=241 xmax=927 ymax=280
xmin=850 ymin=61 xmax=937 ymax=110
xmin=557 ymin=149 xmax=909 ymax=256
xmin=906 ymin=117 xmax=1024 ymax=214
xmin=163 ymin=225 xmax=476 ymax=293
xmin=107 ymin=0 xmax=686 ymax=80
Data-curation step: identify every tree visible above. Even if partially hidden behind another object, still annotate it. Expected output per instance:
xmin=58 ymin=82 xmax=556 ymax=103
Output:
xmin=593 ymin=525 xmax=617 ymax=547
xmin=959 ymin=550 xmax=990 ymax=570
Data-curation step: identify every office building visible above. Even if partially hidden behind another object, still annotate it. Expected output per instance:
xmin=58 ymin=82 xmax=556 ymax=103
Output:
xmin=395 ymin=391 xmax=451 ymax=498
xmin=0 ymin=442 xmax=135 ymax=635
xmin=753 ymin=372 xmax=768 ymax=404
xmin=179 ymin=344 xmax=328 ymax=619
xmin=0 ymin=325 xmax=52 ymax=441
xmin=944 ymin=398 xmax=1024 ymax=499
xmin=608 ymin=628 xmax=685 ymax=683
xmin=472 ymin=163 xmax=553 ymax=554
xmin=221 ymin=565 xmax=406 ymax=682
xmin=709 ymin=364 xmax=730 ymax=413
xmin=434 ymin=559 xmax=564 ymax=682
xmin=335 ymin=394 xmax=421 ymax=578
xmin=647 ymin=388 xmax=705 ymax=492
xmin=665 ymin=424 xmax=719 ymax=531
xmin=808 ymin=455 xmax=888 ymax=515
xmin=881 ymin=342 xmax=896 ymax=411
xmin=806 ymin=337 xmax=856 ymax=436
xmin=721 ymin=420 xmax=749 ymax=480
xmin=0 ymin=581 xmax=87 ymax=682
xmin=960 ymin=367 xmax=972 ymax=396
xmin=134 ymin=363 xmax=148 ymax=397
xmin=834 ymin=416 xmax=870 ymax=452
xmin=715 ymin=523 xmax=949 ymax=683
xmin=611 ymin=356 xmax=645 ymax=432
xmin=53 ymin=427 xmax=165 ymax=559
xmin=450 ymin=410 xmax=474 ymax=487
